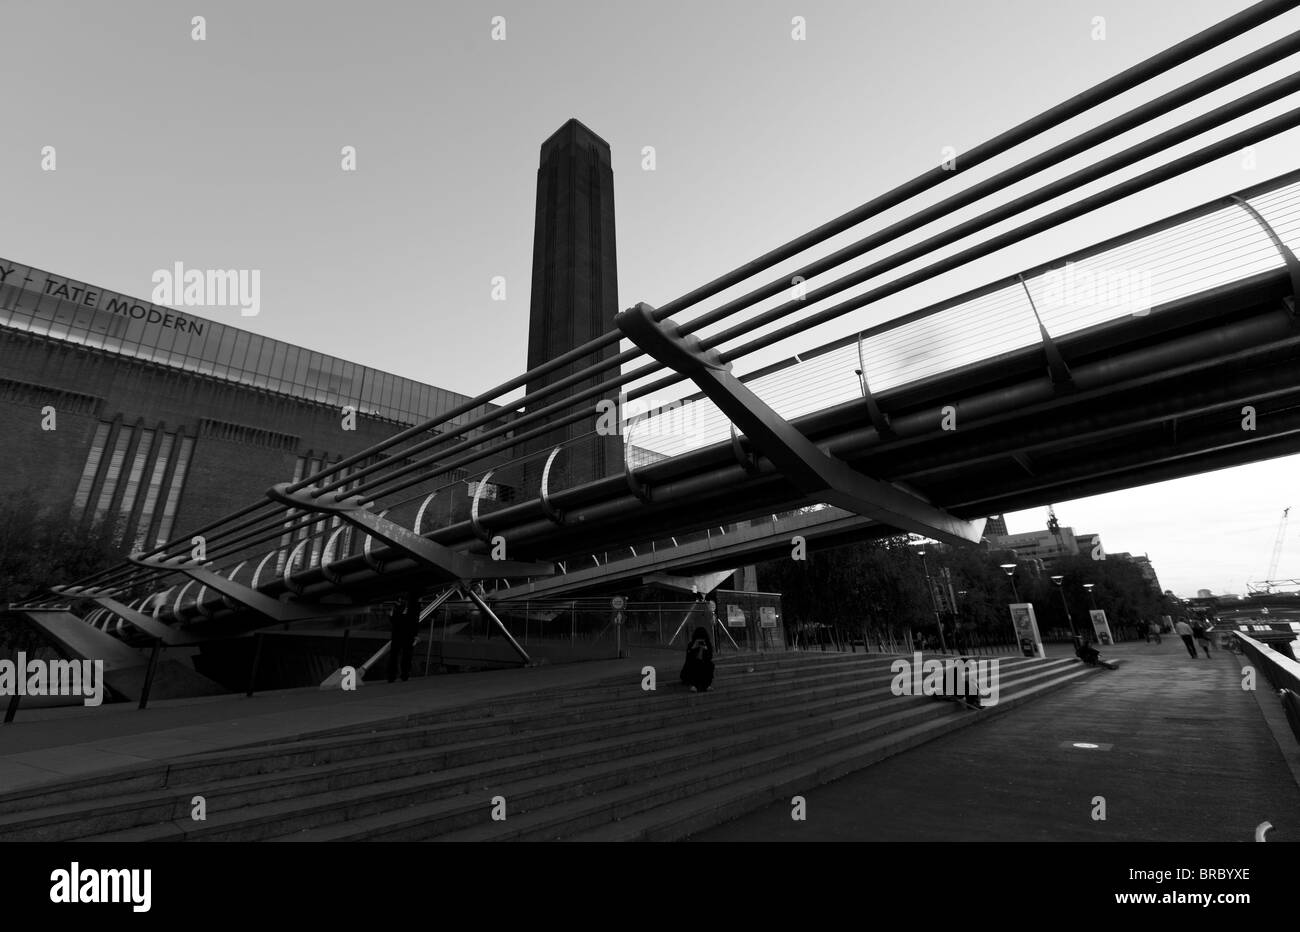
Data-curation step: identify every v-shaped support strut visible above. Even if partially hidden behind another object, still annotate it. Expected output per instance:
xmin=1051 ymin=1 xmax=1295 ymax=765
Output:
xmin=615 ymin=302 xmax=984 ymax=547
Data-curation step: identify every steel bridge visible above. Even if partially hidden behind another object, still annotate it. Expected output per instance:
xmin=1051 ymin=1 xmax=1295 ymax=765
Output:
xmin=13 ymin=0 xmax=1300 ymax=671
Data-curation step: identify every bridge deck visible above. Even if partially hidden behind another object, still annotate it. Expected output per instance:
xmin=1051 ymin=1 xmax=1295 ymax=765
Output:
xmin=690 ymin=641 xmax=1300 ymax=842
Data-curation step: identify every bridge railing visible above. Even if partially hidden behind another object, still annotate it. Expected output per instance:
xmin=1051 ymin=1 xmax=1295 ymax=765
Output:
xmin=1234 ymin=631 xmax=1300 ymax=744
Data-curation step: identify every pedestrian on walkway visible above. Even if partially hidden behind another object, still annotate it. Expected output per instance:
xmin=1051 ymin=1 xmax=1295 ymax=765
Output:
xmin=387 ymin=590 xmax=420 ymax=682
xmin=1147 ymin=620 xmax=1162 ymax=645
xmin=1194 ymin=622 xmax=1212 ymax=659
xmin=680 ymin=626 xmax=715 ymax=692
xmin=1174 ymin=617 xmax=1198 ymax=658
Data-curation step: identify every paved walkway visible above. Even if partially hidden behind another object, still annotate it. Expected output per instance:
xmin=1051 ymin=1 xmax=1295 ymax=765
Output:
xmin=0 ymin=650 xmax=669 ymax=794
xmin=691 ymin=641 xmax=1300 ymax=842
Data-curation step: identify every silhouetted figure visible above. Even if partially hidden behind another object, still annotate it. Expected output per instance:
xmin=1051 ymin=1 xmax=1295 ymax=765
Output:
xmin=1194 ymin=622 xmax=1212 ymax=658
xmin=387 ymin=591 xmax=420 ymax=682
xmin=1146 ymin=620 xmax=1162 ymax=645
xmin=1174 ymin=618 xmax=1198 ymax=658
xmin=680 ymin=626 xmax=715 ymax=692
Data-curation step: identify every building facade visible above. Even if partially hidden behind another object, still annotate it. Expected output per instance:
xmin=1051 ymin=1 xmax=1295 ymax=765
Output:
xmin=0 ymin=256 xmax=491 ymax=554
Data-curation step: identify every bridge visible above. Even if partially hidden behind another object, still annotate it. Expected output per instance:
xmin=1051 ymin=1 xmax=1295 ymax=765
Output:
xmin=17 ymin=3 xmax=1300 ymax=659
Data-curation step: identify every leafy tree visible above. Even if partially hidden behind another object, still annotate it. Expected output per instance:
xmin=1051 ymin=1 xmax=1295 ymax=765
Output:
xmin=757 ymin=532 xmax=1168 ymax=648
xmin=0 ymin=491 xmax=123 ymax=605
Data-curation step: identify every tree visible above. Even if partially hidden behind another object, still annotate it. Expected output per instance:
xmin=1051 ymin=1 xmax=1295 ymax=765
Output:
xmin=0 ymin=492 xmax=123 ymax=605
xmin=756 ymin=533 xmax=1172 ymax=648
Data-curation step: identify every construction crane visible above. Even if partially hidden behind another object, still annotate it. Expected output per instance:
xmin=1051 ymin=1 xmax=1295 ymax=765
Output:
xmin=1267 ymin=507 xmax=1290 ymax=583
xmin=1248 ymin=507 xmax=1294 ymax=595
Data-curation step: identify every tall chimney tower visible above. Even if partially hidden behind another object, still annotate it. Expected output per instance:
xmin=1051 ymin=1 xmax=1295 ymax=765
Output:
xmin=523 ymin=119 xmax=623 ymax=486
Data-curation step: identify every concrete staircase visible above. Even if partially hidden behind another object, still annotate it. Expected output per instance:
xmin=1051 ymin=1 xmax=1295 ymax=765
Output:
xmin=0 ymin=651 xmax=1099 ymax=842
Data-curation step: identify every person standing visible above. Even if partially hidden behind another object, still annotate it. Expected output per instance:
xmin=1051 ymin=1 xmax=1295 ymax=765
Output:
xmin=1147 ymin=620 xmax=1162 ymax=645
xmin=680 ymin=626 xmax=715 ymax=692
xmin=1174 ymin=617 xmax=1198 ymax=658
xmin=387 ymin=590 xmax=420 ymax=682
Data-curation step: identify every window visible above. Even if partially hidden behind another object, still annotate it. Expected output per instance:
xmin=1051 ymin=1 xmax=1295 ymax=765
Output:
xmin=268 ymin=342 xmax=289 ymax=391
xmin=199 ymin=325 xmax=225 ymax=365
xmin=231 ymin=331 xmax=252 ymax=374
xmin=154 ymin=435 xmax=195 ymax=547
xmin=92 ymin=427 xmax=134 ymax=522
xmin=71 ymin=423 xmax=112 ymax=517
xmin=120 ymin=311 xmax=148 ymax=352
xmin=116 ymin=428 xmax=156 ymax=531
xmin=134 ymin=432 xmax=175 ymax=551
xmin=245 ymin=335 xmax=271 ymax=382
xmin=398 ymin=380 xmax=413 ymax=420
xmin=280 ymin=345 xmax=299 ymax=392
xmin=214 ymin=328 xmax=239 ymax=372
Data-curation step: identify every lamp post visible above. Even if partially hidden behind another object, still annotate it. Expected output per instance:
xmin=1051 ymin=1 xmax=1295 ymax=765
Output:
xmin=918 ymin=549 xmax=948 ymax=653
xmin=1000 ymin=563 xmax=1020 ymax=602
xmin=956 ymin=589 xmax=968 ymax=655
xmin=1083 ymin=583 xmax=1097 ymax=610
xmin=1051 ymin=574 xmax=1078 ymax=638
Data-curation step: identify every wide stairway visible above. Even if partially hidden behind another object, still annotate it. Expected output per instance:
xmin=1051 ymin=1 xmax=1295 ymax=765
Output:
xmin=0 ymin=650 xmax=1099 ymax=842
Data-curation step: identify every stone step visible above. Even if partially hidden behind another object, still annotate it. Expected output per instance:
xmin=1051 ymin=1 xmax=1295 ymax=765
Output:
xmin=2 ymin=651 xmax=1048 ymax=819
xmin=88 ymin=684 xmax=949 ymax=842
xmin=5 ymin=668 xmax=925 ymax=840
xmin=301 ymin=701 xmax=965 ymax=842
xmin=273 ymin=662 xmax=1082 ymax=842
xmin=7 ymin=653 xmax=1085 ymax=842
xmin=558 ymin=664 xmax=1102 ymax=842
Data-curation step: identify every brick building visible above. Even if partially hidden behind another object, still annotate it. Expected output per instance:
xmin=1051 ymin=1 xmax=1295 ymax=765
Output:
xmin=0 ymin=255 xmax=493 ymax=559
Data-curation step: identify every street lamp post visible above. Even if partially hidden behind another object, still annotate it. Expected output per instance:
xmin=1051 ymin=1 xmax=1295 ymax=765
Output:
xmin=1000 ymin=563 xmax=1020 ymax=603
xmin=1083 ymin=583 xmax=1097 ymax=610
xmin=918 ymin=550 xmax=948 ymax=653
xmin=1051 ymin=574 xmax=1078 ymax=638
xmin=956 ymin=589 xmax=969 ymax=655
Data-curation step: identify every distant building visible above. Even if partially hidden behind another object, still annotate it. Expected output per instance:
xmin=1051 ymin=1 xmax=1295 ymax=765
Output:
xmin=1111 ymin=551 xmax=1163 ymax=595
xmin=1197 ymin=588 xmax=1213 ymax=598
xmin=983 ymin=514 xmax=1008 ymax=538
xmin=986 ymin=525 xmax=1094 ymax=570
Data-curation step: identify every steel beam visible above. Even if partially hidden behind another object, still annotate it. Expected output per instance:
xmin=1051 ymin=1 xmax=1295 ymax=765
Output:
xmin=464 ymin=585 xmax=530 ymax=663
xmin=128 ymin=554 xmax=329 ymax=623
xmin=266 ymin=482 xmax=553 ymax=582
xmin=616 ymin=301 xmax=984 ymax=547
xmin=50 ymin=587 xmax=183 ymax=644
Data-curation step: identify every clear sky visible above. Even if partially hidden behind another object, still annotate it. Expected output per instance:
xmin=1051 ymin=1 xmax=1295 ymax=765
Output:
xmin=3 ymin=0 xmax=1300 ymax=597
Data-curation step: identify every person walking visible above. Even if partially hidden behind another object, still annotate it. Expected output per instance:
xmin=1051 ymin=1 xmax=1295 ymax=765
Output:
xmin=1174 ymin=617 xmax=1198 ymax=658
xmin=1147 ymin=619 xmax=1162 ymax=645
xmin=387 ymin=590 xmax=420 ymax=682
xmin=1194 ymin=621 xmax=1213 ymax=659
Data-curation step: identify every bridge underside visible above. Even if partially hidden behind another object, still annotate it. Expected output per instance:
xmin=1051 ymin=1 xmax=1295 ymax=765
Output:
xmin=149 ymin=265 xmax=1299 ymax=635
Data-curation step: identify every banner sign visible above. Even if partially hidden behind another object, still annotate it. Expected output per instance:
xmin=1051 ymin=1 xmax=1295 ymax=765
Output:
xmin=1089 ymin=609 xmax=1113 ymax=645
xmin=1009 ymin=603 xmax=1045 ymax=658
xmin=726 ymin=604 xmax=746 ymax=628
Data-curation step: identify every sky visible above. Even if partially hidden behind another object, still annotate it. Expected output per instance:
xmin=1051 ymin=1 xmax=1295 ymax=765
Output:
xmin=3 ymin=0 xmax=1300 ymax=596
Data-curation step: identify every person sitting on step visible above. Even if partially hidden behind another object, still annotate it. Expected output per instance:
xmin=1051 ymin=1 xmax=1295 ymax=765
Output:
xmin=1073 ymin=635 xmax=1117 ymax=670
